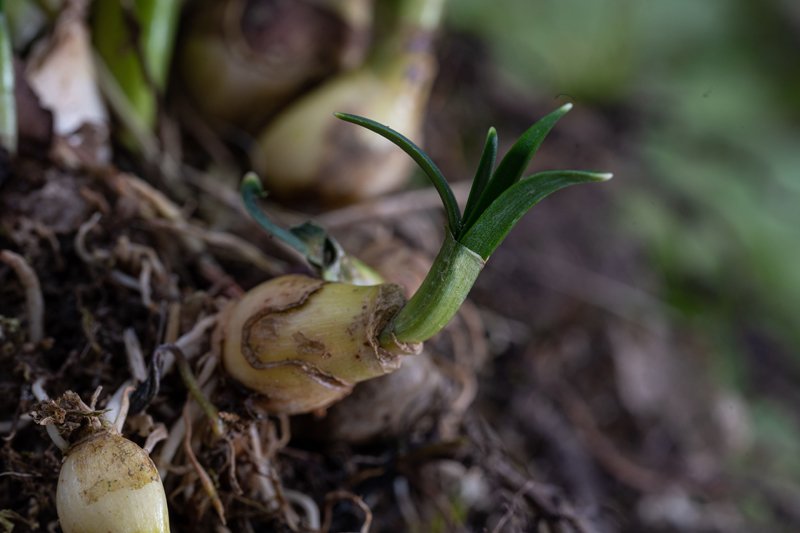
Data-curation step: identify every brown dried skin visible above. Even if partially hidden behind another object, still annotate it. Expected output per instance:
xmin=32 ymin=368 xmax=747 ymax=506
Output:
xmin=222 ymin=274 xmax=420 ymax=414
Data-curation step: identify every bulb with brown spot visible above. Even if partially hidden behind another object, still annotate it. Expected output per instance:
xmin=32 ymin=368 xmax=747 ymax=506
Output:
xmin=221 ymin=274 xmax=420 ymax=414
xmin=56 ymin=432 xmax=170 ymax=533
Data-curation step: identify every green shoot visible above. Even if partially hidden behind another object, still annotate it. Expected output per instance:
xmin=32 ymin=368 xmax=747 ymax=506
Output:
xmin=241 ymin=174 xmax=310 ymax=257
xmin=334 ymin=113 xmax=462 ymax=235
xmin=460 ymin=169 xmax=612 ymax=259
xmin=462 ymin=127 xmax=498 ymax=228
xmin=0 ymin=2 xmax=16 ymax=155
xmin=242 ymin=106 xmax=611 ymax=348
xmin=459 ymin=103 xmax=574 ymax=235
xmin=335 ymin=105 xmax=612 ymax=344
xmin=241 ymin=173 xmax=383 ymax=285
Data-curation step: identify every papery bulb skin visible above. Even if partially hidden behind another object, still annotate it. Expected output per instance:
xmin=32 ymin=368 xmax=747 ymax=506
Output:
xmin=56 ymin=432 xmax=170 ymax=533
xmin=221 ymin=274 xmax=420 ymax=414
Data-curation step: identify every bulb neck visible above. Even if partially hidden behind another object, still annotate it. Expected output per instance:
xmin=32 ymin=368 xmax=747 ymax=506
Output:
xmin=367 ymin=0 xmax=445 ymax=72
xmin=397 ymin=0 xmax=446 ymax=32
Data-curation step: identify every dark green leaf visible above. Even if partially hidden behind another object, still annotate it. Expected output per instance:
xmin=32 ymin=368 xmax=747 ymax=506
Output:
xmin=461 ymin=103 xmax=573 ymax=233
xmin=335 ymin=112 xmax=462 ymax=234
xmin=459 ymin=170 xmax=612 ymax=259
xmin=460 ymin=127 xmax=498 ymax=238
xmin=240 ymin=173 xmax=309 ymax=256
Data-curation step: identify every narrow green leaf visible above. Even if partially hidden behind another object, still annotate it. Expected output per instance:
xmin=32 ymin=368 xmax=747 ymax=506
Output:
xmin=240 ymin=173 xmax=309 ymax=256
xmin=459 ymin=170 xmax=613 ymax=259
xmin=92 ymin=0 xmax=182 ymax=133
xmin=0 ymin=8 xmax=16 ymax=154
xmin=335 ymin=112 xmax=462 ymax=234
xmin=460 ymin=127 xmax=498 ymax=239
xmin=461 ymin=103 xmax=573 ymax=233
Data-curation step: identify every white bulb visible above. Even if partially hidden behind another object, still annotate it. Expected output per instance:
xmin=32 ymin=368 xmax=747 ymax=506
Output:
xmin=57 ymin=431 xmax=170 ymax=533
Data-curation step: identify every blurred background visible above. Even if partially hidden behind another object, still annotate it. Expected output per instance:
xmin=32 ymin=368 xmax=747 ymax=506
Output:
xmin=2 ymin=0 xmax=799 ymax=531
xmin=444 ymin=0 xmax=800 ymax=530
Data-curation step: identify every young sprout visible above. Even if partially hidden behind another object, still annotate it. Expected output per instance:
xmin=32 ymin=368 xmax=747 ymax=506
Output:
xmin=222 ymin=104 xmax=611 ymax=414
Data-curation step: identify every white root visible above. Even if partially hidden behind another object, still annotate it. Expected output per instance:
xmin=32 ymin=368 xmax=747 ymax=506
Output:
xmin=74 ymin=212 xmax=109 ymax=265
xmin=109 ymin=270 xmax=142 ymax=291
xmin=147 ymin=218 xmax=285 ymax=276
xmin=176 ymin=315 xmax=219 ymax=355
xmin=247 ymin=423 xmax=279 ymax=508
xmin=31 ymin=378 xmax=69 ymax=452
xmin=156 ymin=402 xmax=198 ymax=480
xmin=160 ymin=315 xmax=218 ymax=375
xmin=31 ymin=377 xmax=49 ymax=402
xmin=196 ymin=352 xmax=219 ymax=388
xmin=143 ymin=423 xmax=168 ymax=454
xmin=138 ymin=259 xmax=154 ymax=309
xmin=113 ymin=386 xmax=135 ymax=434
xmin=1 ymin=250 xmax=45 ymax=344
xmin=284 ymin=490 xmax=320 ymax=530
xmin=46 ymin=424 xmax=69 ymax=452
xmin=123 ymin=328 xmax=148 ymax=382
xmin=103 ymin=380 xmax=132 ymax=428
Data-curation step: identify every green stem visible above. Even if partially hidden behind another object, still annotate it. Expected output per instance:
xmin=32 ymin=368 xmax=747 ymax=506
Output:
xmin=398 ymin=0 xmax=447 ymax=31
xmin=340 ymin=107 xmax=611 ymax=348
xmin=241 ymin=173 xmax=310 ymax=257
xmin=0 ymin=5 xmax=16 ymax=155
xmin=381 ymin=231 xmax=484 ymax=345
xmin=368 ymin=0 xmax=446 ymax=70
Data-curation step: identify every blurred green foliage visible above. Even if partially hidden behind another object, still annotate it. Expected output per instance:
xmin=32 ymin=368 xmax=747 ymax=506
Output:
xmin=448 ymin=1 xmax=800 ymax=511
xmin=447 ymin=0 xmax=800 ymax=356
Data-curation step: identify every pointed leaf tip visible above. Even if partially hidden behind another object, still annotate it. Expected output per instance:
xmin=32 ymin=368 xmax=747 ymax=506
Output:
xmin=459 ymin=105 xmax=573 ymax=233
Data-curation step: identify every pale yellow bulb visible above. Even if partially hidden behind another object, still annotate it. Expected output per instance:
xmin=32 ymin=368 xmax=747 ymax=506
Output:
xmin=57 ymin=432 xmax=170 ymax=533
xmin=251 ymin=53 xmax=436 ymax=204
xmin=221 ymin=274 xmax=420 ymax=414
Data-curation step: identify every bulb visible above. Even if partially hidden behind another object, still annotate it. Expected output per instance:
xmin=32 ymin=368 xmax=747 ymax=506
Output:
xmin=178 ymin=0 xmax=370 ymax=131
xmin=57 ymin=431 xmax=170 ymax=533
xmin=233 ymin=104 xmax=612 ymax=415
xmin=251 ymin=51 xmax=436 ymax=204
xmin=250 ymin=0 xmax=445 ymax=204
xmin=221 ymin=274 xmax=420 ymax=414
